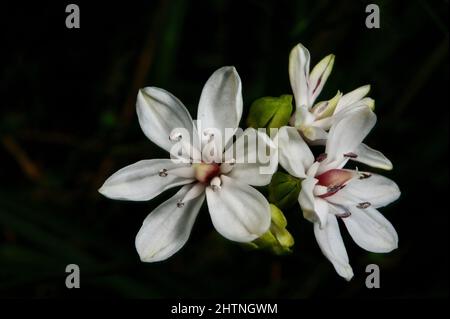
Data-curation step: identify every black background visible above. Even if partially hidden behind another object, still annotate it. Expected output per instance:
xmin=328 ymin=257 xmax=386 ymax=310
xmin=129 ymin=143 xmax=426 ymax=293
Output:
xmin=0 ymin=0 xmax=448 ymax=298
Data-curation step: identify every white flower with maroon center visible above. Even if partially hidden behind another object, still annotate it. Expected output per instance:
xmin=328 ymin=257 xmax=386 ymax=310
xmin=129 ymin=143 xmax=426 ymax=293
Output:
xmin=288 ymin=43 xmax=392 ymax=170
xmin=99 ymin=67 xmax=275 ymax=262
xmin=277 ymin=107 xmax=400 ymax=280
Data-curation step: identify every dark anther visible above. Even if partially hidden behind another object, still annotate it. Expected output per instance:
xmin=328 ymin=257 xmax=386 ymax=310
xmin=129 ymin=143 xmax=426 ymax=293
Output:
xmin=176 ymin=201 xmax=185 ymax=208
xmin=344 ymin=152 xmax=358 ymax=158
xmin=337 ymin=211 xmax=352 ymax=218
xmin=316 ymin=153 xmax=327 ymax=162
xmin=159 ymin=169 xmax=168 ymax=177
xmin=327 ymin=185 xmax=345 ymax=193
xmin=358 ymin=172 xmax=372 ymax=179
xmin=357 ymin=202 xmax=371 ymax=209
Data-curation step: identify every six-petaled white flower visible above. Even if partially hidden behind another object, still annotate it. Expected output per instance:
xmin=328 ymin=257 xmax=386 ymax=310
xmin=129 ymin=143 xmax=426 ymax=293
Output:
xmin=277 ymin=106 xmax=400 ymax=280
xmin=98 ymin=44 xmax=401 ymax=281
xmin=99 ymin=67 xmax=276 ymax=262
xmin=288 ymin=43 xmax=392 ymax=170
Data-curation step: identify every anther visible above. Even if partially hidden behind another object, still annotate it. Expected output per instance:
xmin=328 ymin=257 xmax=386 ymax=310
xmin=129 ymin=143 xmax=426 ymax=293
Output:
xmin=337 ymin=212 xmax=352 ymax=218
xmin=176 ymin=200 xmax=185 ymax=208
xmin=344 ymin=152 xmax=358 ymax=158
xmin=327 ymin=185 xmax=343 ymax=193
xmin=210 ymin=176 xmax=222 ymax=192
xmin=220 ymin=159 xmax=236 ymax=174
xmin=159 ymin=168 xmax=168 ymax=177
xmin=357 ymin=202 xmax=371 ymax=209
xmin=169 ymin=132 xmax=183 ymax=142
xmin=316 ymin=153 xmax=327 ymax=162
xmin=358 ymin=172 xmax=372 ymax=179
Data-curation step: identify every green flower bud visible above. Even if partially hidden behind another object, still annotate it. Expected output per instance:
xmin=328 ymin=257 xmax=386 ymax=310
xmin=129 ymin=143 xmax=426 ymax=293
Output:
xmin=246 ymin=95 xmax=293 ymax=131
xmin=248 ymin=204 xmax=294 ymax=255
xmin=268 ymin=172 xmax=302 ymax=209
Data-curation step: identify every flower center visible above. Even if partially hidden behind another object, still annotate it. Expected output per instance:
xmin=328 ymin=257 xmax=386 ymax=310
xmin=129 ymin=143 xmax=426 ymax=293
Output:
xmin=315 ymin=169 xmax=354 ymax=198
xmin=193 ymin=162 xmax=220 ymax=184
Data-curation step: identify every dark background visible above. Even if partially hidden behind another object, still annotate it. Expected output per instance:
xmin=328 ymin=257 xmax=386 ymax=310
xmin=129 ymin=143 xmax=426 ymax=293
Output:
xmin=0 ymin=0 xmax=448 ymax=298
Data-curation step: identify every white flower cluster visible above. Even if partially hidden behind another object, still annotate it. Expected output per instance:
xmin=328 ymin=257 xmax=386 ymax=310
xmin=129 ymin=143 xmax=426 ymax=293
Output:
xmin=99 ymin=43 xmax=400 ymax=280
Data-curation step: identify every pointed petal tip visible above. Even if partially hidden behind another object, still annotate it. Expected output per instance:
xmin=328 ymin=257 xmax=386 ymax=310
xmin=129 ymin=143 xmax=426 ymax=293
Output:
xmin=326 ymin=53 xmax=335 ymax=62
xmin=290 ymin=43 xmax=310 ymax=56
xmin=344 ymin=273 xmax=354 ymax=281
xmin=97 ymin=186 xmax=105 ymax=195
xmin=339 ymin=264 xmax=354 ymax=281
xmin=216 ymin=65 xmax=238 ymax=75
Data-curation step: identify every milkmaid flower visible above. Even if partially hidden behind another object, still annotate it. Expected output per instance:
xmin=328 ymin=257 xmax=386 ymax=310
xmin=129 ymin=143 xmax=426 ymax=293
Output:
xmin=288 ymin=43 xmax=392 ymax=170
xmin=99 ymin=67 xmax=276 ymax=262
xmin=277 ymin=106 xmax=400 ymax=280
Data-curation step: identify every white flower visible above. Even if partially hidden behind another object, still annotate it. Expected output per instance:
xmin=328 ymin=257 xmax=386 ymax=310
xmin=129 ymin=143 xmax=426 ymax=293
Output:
xmin=99 ymin=67 xmax=276 ymax=262
xmin=277 ymin=107 xmax=400 ymax=280
xmin=288 ymin=43 xmax=392 ymax=170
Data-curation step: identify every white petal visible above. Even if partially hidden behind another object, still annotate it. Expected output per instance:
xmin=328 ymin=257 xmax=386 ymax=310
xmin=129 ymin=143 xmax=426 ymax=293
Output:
xmin=353 ymin=143 xmax=393 ymax=170
xmin=277 ymin=126 xmax=314 ymax=178
xmin=137 ymin=87 xmax=196 ymax=153
xmin=205 ymin=175 xmax=271 ymax=242
xmin=99 ymin=159 xmax=194 ymax=201
xmin=135 ymin=184 xmax=205 ymax=262
xmin=226 ymin=128 xmax=277 ymax=186
xmin=298 ymin=178 xmax=328 ymax=228
xmin=313 ymin=116 xmax=333 ymax=130
xmin=289 ymin=43 xmax=311 ymax=109
xmin=343 ymin=206 xmax=398 ymax=253
xmin=197 ymin=66 xmax=243 ymax=147
xmin=319 ymin=106 xmax=376 ymax=174
xmin=328 ymin=172 xmax=400 ymax=208
xmin=314 ymin=215 xmax=354 ymax=280
xmin=309 ymin=54 xmax=335 ymax=104
xmin=314 ymin=197 xmax=329 ymax=229
xmin=335 ymin=85 xmax=371 ymax=114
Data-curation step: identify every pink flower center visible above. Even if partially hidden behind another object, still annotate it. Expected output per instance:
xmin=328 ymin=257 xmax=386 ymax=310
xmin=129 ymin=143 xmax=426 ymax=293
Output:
xmin=193 ymin=162 xmax=221 ymax=184
xmin=316 ymin=169 xmax=354 ymax=198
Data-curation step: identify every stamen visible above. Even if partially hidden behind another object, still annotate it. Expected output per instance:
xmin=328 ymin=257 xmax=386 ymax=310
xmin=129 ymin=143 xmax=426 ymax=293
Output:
xmin=336 ymin=211 xmax=352 ymax=218
xmin=181 ymin=183 xmax=205 ymax=202
xmin=327 ymin=185 xmax=345 ymax=193
xmin=220 ymin=158 xmax=236 ymax=174
xmin=203 ymin=129 xmax=216 ymax=141
xmin=158 ymin=168 xmax=168 ymax=177
xmin=210 ymin=176 xmax=222 ymax=192
xmin=316 ymin=153 xmax=327 ymax=162
xmin=344 ymin=152 xmax=358 ymax=158
xmin=175 ymin=183 xmax=205 ymax=209
xmin=169 ymin=132 xmax=183 ymax=142
xmin=329 ymin=203 xmax=352 ymax=218
xmin=202 ymin=140 xmax=221 ymax=163
xmin=166 ymin=166 xmax=196 ymax=179
xmin=358 ymin=172 xmax=372 ymax=179
xmin=180 ymin=141 xmax=202 ymax=163
xmin=176 ymin=200 xmax=185 ymax=208
xmin=357 ymin=202 xmax=371 ymax=209
xmin=169 ymin=130 xmax=201 ymax=162
xmin=317 ymin=184 xmax=346 ymax=198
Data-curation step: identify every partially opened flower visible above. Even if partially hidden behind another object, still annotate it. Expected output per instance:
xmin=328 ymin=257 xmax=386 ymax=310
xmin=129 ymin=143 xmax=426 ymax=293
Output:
xmin=277 ymin=106 xmax=400 ymax=280
xmin=99 ymin=67 xmax=276 ymax=262
xmin=288 ymin=43 xmax=391 ymax=170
